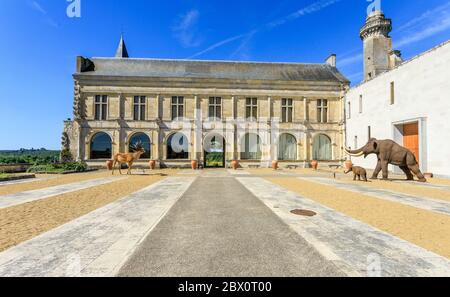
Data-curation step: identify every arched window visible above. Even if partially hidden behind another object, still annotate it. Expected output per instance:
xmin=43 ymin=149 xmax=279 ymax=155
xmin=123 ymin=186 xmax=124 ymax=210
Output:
xmin=241 ymin=133 xmax=262 ymax=160
xmin=90 ymin=132 xmax=112 ymax=159
xmin=313 ymin=134 xmax=332 ymax=161
xmin=129 ymin=133 xmax=151 ymax=159
xmin=167 ymin=133 xmax=189 ymax=160
xmin=278 ymin=134 xmax=297 ymax=160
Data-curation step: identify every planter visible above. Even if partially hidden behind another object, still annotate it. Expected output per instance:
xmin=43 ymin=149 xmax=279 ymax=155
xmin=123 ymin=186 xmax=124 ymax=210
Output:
xmin=231 ymin=160 xmax=239 ymax=170
xmin=272 ymin=161 xmax=279 ymax=170
xmin=344 ymin=160 xmax=353 ymax=170
xmin=106 ymin=160 xmax=113 ymax=171
xmin=311 ymin=160 xmax=319 ymax=170
xmin=191 ymin=160 xmax=198 ymax=170
xmin=149 ymin=160 xmax=156 ymax=170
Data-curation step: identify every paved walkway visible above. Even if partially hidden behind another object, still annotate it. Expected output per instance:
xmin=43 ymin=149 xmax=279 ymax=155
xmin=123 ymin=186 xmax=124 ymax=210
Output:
xmin=0 ymin=177 xmax=127 ymax=209
xmin=0 ymin=177 xmax=55 ymax=187
xmin=239 ymin=177 xmax=450 ymax=277
xmin=0 ymin=177 xmax=195 ymax=276
xmin=300 ymin=177 xmax=450 ymax=216
xmin=118 ymin=175 xmax=344 ymax=277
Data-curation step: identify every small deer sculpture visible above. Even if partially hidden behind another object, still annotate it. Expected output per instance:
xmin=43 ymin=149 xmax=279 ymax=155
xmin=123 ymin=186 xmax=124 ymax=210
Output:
xmin=112 ymin=141 xmax=146 ymax=175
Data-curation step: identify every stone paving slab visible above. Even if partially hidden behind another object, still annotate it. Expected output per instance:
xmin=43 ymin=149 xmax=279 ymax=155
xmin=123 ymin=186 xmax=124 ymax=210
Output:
xmin=300 ymin=177 xmax=450 ymax=216
xmin=227 ymin=169 xmax=250 ymax=175
xmin=118 ymin=176 xmax=345 ymax=277
xmin=237 ymin=177 xmax=450 ymax=277
xmin=0 ymin=177 xmax=195 ymax=277
xmin=0 ymin=176 xmax=56 ymax=187
xmin=0 ymin=177 xmax=127 ymax=209
xmin=392 ymin=180 xmax=450 ymax=191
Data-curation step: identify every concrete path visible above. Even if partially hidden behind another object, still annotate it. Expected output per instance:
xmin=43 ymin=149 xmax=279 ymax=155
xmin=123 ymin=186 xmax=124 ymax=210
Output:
xmin=118 ymin=175 xmax=345 ymax=277
xmin=0 ymin=177 xmax=195 ymax=277
xmin=0 ymin=177 xmax=126 ymax=209
xmin=239 ymin=177 xmax=450 ymax=277
xmin=300 ymin=177 xmax=450 ymax=216
xmin=0 ymin=177 xmax=56 ymax=187
xmin=392 ymin=180 xmax=450 ymax=191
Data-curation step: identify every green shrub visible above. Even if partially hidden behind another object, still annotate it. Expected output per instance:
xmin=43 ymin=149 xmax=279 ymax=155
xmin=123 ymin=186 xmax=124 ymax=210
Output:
xmin=60 ymin=149 xmax=73 ymax=163
xmin=27 ymin=162 xmax=87 ymax=173
xmin=62 ymin=162 xmax=87 ymax=172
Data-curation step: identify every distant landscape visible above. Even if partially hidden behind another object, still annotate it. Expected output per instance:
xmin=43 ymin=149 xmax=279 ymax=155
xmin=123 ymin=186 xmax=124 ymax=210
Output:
xmin=0 ymin=149 xmax=60 ymax=165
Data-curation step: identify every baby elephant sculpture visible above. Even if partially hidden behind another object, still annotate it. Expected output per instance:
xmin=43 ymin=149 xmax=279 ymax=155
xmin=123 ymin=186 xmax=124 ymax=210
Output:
xmin=345 ymin=166 xmax=368 ymax=182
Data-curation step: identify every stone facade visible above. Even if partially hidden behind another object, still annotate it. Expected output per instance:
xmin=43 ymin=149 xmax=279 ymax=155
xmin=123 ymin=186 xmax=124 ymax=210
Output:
xmin=64 ymin=41 xmax=349 ymax=168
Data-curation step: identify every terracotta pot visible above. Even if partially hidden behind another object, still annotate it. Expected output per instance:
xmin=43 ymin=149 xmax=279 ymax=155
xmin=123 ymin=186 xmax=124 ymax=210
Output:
xmin=311 ymin=160 xmax=319 ymax=170
xmin=272 ymin=161 xmax=279 ymax=170
xmin=149 ymin=160 xmax=156 ymax=170
xmin=106 ymin=160 xmax=113 ymax=171
xmin=345 ymin=160 xmax=353 ymax=170
xmin=191 ymin=160 xmax=198 ymax=170
xmin=231 ymin=160 xmax=239 ymax=170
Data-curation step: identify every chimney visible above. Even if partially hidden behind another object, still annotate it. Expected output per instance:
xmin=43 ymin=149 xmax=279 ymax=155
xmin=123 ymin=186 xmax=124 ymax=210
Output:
xmin=325 ymin=54 xmax=337 ymax=67
xmin=76 ymin=56 xmax=95 ymax=73
xmin=389 ymin=50 xmax=403 ymax=69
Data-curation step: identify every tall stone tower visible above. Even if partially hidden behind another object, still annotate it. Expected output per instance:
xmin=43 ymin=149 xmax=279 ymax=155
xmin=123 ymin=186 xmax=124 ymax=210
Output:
xmin=360 ymin=11 xmax=393 ymax=81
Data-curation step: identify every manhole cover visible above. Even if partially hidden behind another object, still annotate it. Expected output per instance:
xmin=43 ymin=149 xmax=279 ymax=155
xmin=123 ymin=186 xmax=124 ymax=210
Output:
xmin=290 ymin=209 xmax=317 ymax=217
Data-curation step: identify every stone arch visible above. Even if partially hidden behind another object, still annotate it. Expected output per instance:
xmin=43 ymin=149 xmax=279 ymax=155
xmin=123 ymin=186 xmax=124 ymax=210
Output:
xmin=240 ymin=133 xmax=262 ymax=160
xmin=313 ymin=134 xmax=332 ymax=161
xmin=278 ymin=133 xmax=297 ymax=161
xmin=128 ymin=132 xmax=152 ymax=159
xmin=166 ymin=132 xmax=189 ymax=160
xmin=90 ymin=132 xmax=112 ymax=159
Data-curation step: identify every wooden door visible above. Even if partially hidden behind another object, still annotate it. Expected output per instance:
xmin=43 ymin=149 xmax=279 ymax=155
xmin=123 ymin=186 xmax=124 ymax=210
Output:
xmin=403 ymin=123 xmax=419 ymax=162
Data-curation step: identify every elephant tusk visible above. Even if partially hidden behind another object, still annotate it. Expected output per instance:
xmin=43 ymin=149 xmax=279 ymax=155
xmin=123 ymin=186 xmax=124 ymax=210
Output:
xmin=344 ymin=149 xmax=364 ymax=157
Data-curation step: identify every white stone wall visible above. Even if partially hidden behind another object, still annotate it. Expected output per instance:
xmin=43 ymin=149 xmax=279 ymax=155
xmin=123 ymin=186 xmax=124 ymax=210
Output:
xmin=345 ymin=41 xmax=450 ymax=177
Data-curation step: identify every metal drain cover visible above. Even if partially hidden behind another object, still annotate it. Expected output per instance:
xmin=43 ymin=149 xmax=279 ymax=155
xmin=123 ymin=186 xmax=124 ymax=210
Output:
xmin=290 ymin=209 xmax=317 ymax=217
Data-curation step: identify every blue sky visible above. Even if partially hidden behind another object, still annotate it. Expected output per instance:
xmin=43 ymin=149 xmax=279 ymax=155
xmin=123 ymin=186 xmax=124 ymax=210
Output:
xmin=0 ymin=0 xmax=449 ymax=150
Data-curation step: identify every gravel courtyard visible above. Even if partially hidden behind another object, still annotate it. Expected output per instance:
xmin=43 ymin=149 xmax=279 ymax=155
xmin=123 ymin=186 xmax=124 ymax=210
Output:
xmin=0 ymin=168 xmax=449 ymax=276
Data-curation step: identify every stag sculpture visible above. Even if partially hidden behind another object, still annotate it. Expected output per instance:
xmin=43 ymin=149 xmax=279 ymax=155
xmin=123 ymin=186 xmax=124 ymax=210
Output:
xmin=112 ymin=141 xmax=146 ymax=175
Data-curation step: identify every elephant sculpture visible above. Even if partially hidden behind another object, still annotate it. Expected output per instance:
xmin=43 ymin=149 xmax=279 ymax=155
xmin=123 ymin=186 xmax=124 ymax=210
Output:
xmin=345 ymin=138 xmax=426 ymax=182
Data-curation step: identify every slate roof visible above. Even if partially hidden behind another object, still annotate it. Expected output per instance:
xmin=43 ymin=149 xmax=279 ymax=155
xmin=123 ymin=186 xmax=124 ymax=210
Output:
xmin=78 ymin=57 xmax=349 ymax=83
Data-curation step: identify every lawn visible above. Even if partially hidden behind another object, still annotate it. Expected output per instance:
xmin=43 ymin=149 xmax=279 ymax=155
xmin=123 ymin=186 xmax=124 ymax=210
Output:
xmin=0 ymin=173 xmax=13 ymax=179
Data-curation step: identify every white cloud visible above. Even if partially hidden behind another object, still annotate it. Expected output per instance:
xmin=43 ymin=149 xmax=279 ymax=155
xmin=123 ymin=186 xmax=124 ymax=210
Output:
xmin=173 ymin=9 xmax=203 ymax=48
xmin=337 ymin=53 xmax=362 ymax=68
xmin=338 ymin=3 xmax=450 ymax=68
xmin=30 ymin=0 xmax=47 ymax=15
xmin=394 ymin=5 xmax=450 ymax=48
xmin=188 ymin=34 xmax=248 ymax=59
xmin=188 ymin=0 xmax=342 ymax=59
xmin=267 ymin=0 xmax=342 ymax=29
xmin=28 ymin=0 xmax=59 ymax=28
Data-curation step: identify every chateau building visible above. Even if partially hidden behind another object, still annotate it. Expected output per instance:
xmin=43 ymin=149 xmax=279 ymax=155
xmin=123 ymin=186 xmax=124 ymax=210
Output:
xmin=345 ymin=11 xmax=450 ymax=177
xmin=63 ymin=37 xmax=349 ymax=168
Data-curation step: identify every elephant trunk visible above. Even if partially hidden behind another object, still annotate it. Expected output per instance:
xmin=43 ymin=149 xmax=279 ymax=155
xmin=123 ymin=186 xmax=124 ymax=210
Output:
xmin=345 ymin=147 xmax=364 ymax=157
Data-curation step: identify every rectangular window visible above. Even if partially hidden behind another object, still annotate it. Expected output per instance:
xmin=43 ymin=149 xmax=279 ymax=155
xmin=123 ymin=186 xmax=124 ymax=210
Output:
xmin=208 ymin=97 xmax=222 ymax=119
xmin=359 ymin=95 xmax=363 ymax=113
xmin=347 ymin=102 xmax=351 ymax=119
xmin=368 ymin=126 xmax=372 ymax=140
xmin=281 ymin=98 xmax=293 ymax=123
xmin=246 ymin=98 xmax=258 ymax=120
xmin=390 ymin=82 xmax=395 ymax=105
xmin=95 ymin=95 xmax=108 ymax=120
xmin=171 ymin=96 xmax=184 ymax=120
xmin=133 ymin=96 xmax=146 ymax=121
xmin=317 ymin=99 xmax=328 ymax=123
